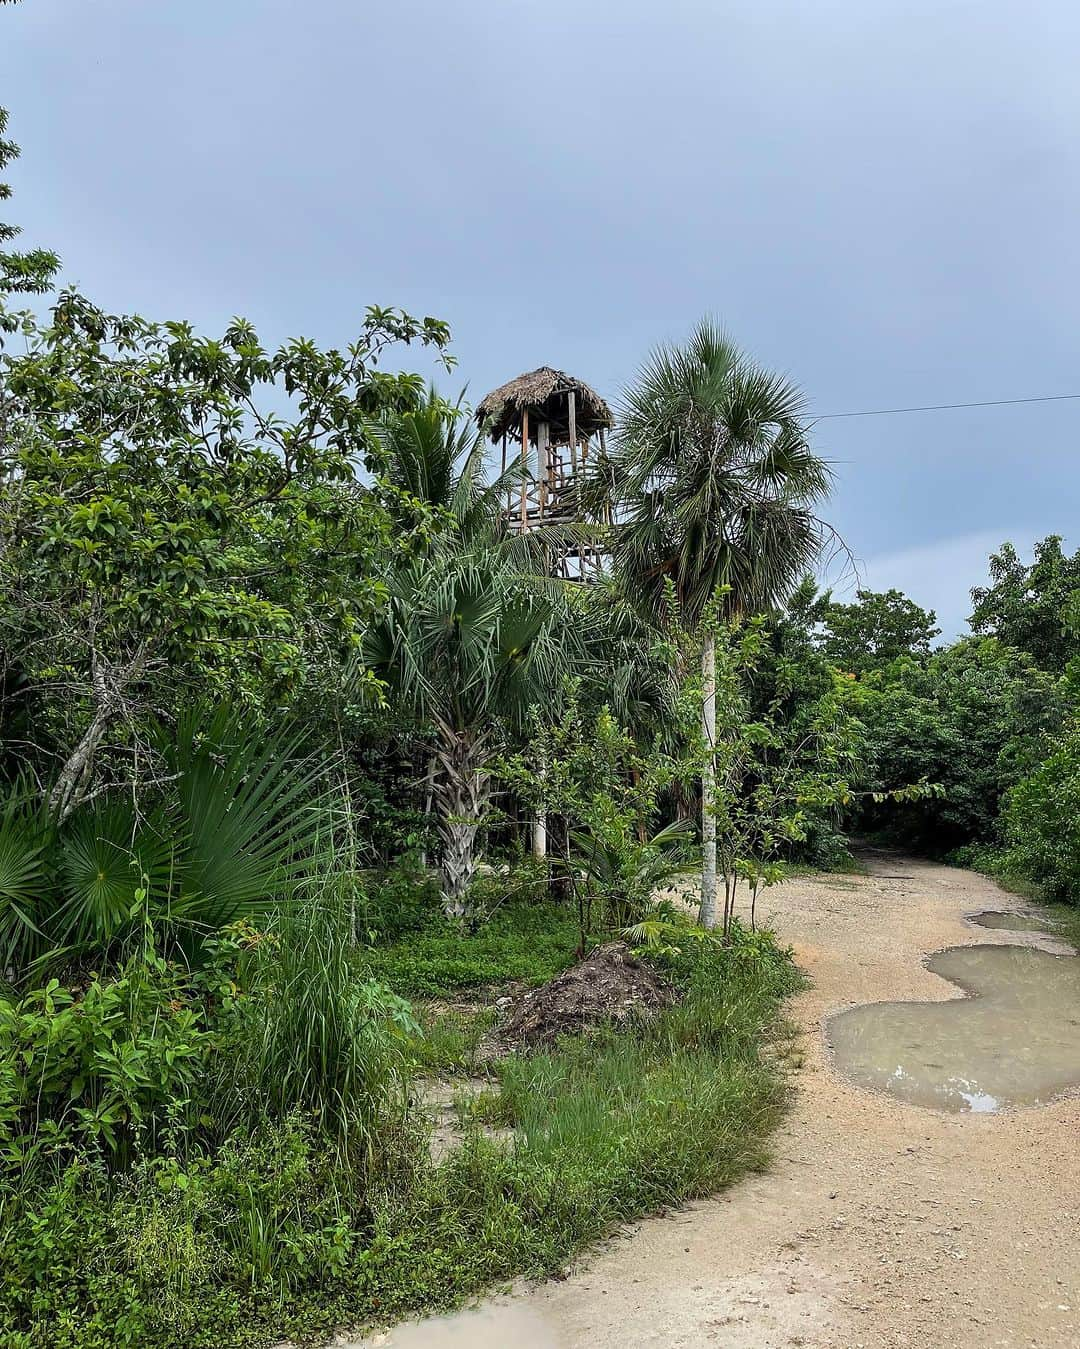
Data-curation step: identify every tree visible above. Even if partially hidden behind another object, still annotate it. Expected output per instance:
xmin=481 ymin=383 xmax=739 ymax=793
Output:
xmin=376 ymin=391 xmax=513 ymax=546
xmin=597 ymin=320 xmax=832 ymax=927
xmin=1004 ymin=720 xmax=1080 ymax=902
xmin=969 ymin=536 xmax=1080 ymax=673
xmin=364 ymin=546 xmax=576 ymax=917
xmin=0 ymin=291 xmax=453 ymax=816
xmin=854 ymin=637 xmax=1066 ymax=852
xmin=813 ymin=586 xmax=940 ymax=673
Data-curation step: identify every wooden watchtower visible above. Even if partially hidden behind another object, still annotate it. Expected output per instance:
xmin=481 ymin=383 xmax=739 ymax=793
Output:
xmin=475 ymin=367 xmax=613 ymax=578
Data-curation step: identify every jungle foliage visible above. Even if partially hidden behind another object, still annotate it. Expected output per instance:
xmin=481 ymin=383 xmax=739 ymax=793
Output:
xmin=1 ymin=65 xmax=1078 ymax=1349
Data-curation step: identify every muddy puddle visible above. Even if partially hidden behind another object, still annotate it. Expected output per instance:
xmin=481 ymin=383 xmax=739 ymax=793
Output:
xmin=346 ymin=1303 xmax=561 ymax=1348
xmin=968 ymin=909 xmax=1049 ymax=932
xmin=828 ymin=944 xmax=1080 ymax=1113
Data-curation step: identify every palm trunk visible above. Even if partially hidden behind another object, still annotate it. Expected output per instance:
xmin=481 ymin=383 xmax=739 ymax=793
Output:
xmin=698 ymin=631 xmax=718 ymax=928
xmin=419 ymin=752 xmax=436 ymax=869
xmin=432 ymin=722 xmax=490 ymax=921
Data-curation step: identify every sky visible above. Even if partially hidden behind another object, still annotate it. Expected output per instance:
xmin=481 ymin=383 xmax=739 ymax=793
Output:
xmin=5 ymin=0 xmax=1080 ymax=637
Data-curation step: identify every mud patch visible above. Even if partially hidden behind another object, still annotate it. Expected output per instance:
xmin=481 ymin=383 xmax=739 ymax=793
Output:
xmin=967 ymin=908 xmax=1049 ymax=932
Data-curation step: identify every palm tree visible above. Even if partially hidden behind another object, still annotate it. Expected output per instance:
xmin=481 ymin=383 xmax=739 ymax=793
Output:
xmin=377 ymin=392 xmax=514 ymax=546
xmin=365 ymin=546 xmax=574 ymax=918
xmin=371 ymin=394 xmax=582 ymax=902
xmin=597 ymin=320 xmax=832 ymax=927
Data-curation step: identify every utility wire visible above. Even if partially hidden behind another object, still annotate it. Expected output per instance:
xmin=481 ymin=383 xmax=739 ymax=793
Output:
xmin=812 ymin=392 xmax=1080 ymax=421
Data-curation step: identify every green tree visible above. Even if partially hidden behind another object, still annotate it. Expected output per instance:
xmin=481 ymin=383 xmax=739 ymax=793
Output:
xmin=969 ymin=536 xmax=1080 ymax=673
xmin=854 ymin=638 xmax=1066 ymax=852
xmin=0 ymin=104 xmax=59 ymax=298
xmin=597 ymin=320 xmax=833 ymax=926
xmin=377 ymin=391 xmax=514 ymax=545
xmin=813 ymin=586 xmax=940 ymax=673
xmin=1004 ymin=721 xmax=1080 ymax=902
xmin=0 ymin=292 xmax=451 ymax=817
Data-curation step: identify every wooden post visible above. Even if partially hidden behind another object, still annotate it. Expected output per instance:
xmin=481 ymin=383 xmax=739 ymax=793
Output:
xmin=537 ymin=421 xmax=549 ymax=518
xmin=520 ymin=410 xmax=529 ymax=532
xmin=599 ymin=427 xmax=611 ymax=526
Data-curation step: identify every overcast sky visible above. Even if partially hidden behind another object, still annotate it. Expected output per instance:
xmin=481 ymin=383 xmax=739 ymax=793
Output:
xmin=6 ymin=0 xmax=1080 ymax=636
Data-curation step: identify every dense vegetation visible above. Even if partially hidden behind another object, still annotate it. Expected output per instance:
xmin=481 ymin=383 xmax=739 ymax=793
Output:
xmin=2 ymin=62 xmax=1079 ymax=1348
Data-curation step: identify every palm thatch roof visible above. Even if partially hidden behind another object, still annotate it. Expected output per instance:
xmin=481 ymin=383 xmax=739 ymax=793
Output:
xmin=476 ymin=367 xmax=612 ymax=444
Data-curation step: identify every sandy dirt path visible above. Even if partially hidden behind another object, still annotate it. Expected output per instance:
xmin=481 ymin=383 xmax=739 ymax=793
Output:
xmin=356 ymin=853 xmax=1080 ymax=1349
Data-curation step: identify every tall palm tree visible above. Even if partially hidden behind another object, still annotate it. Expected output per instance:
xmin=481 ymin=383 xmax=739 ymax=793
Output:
xmin=597 ymin=320 xmax=833 ymax=927
xmin=370 ymin=394 xmax=584 ymax=905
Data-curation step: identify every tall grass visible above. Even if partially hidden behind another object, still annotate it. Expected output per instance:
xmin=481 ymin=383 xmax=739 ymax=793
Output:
xmin=210 ymin=882 xmax=417 ymax=1164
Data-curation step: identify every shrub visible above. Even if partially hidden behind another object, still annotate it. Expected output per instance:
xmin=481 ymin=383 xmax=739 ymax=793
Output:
xmin=0 ymin=945 xmax=215 ymax=1171
xmin=1003 ymin=721 xmax=1080 ymax=903
xmin=0 ymin=705 xmax=331 ymax=978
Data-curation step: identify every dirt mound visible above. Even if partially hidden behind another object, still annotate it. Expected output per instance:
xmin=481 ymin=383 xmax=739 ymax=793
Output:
xmin=482 ymin=941 xmax=674 ymax=1056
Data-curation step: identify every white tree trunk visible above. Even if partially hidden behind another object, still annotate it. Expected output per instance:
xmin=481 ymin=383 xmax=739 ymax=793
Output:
xmin=532 ymin=812 xmax=548 ymax=861
xmin=698 ymin=631 xmax=718 ymax=928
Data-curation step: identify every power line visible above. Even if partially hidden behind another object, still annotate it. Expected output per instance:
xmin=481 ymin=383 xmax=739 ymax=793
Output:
xmin=812 ymin=392 xmax=1080 ymax=421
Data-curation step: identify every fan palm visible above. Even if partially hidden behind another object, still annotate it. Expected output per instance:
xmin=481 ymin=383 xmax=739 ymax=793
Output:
xmin=0 ymin=706 xmax=329 ymax=978
xmin=365 ymin=547 xmax=576 ymax=917
xmin=377 ymin=392 xmax=517 ymax=547
xmin=599 ymin=320 xmax=833 ymax=927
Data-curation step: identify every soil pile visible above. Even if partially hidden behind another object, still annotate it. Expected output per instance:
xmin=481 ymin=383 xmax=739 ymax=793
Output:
xmin=482 ymin=941 xmax=674 ymax=1056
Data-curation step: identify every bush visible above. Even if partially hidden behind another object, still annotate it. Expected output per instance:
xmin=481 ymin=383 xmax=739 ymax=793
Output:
xmin=1003 ymin=722 xmax=1080 ymax=903
xmin=0 ymin=918 xmax=800 ymax=1348
xmin=0 ymin=945 xmax=215 ymax=1171
xmin=0 ymin=706 xmax=330 ymax=978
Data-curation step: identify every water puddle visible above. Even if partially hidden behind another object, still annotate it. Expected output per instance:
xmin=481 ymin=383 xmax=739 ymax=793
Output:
xmin=346 ymin=1304 xmax=561 ymax=1348
xmin=968 ymin=909 xmax=1049 ymax=932
xmin=828 ymin=944 xmax=1080 ymax=1113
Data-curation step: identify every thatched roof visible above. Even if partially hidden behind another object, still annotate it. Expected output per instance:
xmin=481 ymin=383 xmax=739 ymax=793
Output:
xmin=475 ymin=367 xmax=612 ymax=444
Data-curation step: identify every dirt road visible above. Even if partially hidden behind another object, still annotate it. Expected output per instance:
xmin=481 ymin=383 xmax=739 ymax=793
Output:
xmin=360 ymin=854 xmax=1080 ymax=1349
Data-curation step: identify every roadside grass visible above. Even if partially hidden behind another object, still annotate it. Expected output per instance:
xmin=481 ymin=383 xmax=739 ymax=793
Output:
xmin=1 ymin=906 xmax=801 ymax=1349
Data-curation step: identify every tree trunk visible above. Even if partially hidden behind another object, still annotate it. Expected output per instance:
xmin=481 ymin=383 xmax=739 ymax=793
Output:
xmin=532 ymin=812 xmax=547 ymax=861
xmin=419 ymin=752 xmax=436 ymax=869
xmin=432 ymin=722 xmax=490 ymax=921
xmin=698 ymin=631 xmax=718 ymax=928
xmin=48 ymin=702 xmax=114 ymax=823
xmin=47 ymin=643 xmax=148 ymax=823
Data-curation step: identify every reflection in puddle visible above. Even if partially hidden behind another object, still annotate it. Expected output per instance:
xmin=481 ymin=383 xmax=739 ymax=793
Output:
xmin=828 ymin=944 xmax=1080 ymax=1113
xmin=347 ymin=1304 xmax=561 ymax=1348
xmin=968 ymin=910 xmax=1050 ymax=932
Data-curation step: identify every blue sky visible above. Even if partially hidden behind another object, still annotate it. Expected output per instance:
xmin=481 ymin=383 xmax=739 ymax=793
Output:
xmin=6 ymin=0 xmax=1080 ymax=635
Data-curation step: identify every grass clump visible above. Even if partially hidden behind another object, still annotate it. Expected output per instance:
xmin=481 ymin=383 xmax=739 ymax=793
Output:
xmin=407 ymin=1005 xmax=495 ymax=1075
